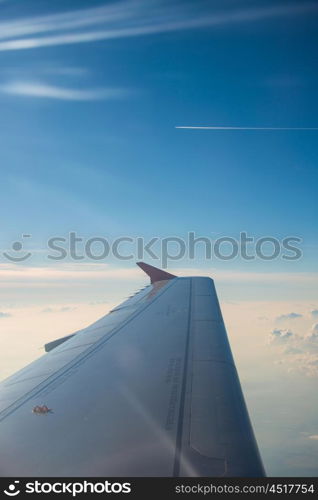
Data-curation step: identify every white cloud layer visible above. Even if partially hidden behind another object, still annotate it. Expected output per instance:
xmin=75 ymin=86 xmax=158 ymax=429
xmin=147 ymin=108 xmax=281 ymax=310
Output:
xmin=269 ymin=319 xmax=318 ymax=377
xmin=1 ymin=263 xmax=318 ymax=285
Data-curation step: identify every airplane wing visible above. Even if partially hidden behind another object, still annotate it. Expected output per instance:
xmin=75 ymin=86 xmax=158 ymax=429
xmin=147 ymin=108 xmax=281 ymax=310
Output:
xmin=0 ymin=263 xmax=265 ymax=477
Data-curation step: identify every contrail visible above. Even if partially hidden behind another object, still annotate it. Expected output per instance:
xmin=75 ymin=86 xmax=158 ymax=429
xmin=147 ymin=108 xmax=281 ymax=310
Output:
xmin=175 ymin=126 xmax=318 ymax=130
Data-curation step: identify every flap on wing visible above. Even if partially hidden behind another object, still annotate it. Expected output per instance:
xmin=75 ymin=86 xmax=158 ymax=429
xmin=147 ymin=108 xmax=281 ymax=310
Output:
xmin=44 ymin=334 xmax=75 ymax=352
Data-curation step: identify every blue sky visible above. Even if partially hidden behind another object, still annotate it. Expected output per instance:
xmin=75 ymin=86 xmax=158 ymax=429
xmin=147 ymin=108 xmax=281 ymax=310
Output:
xmin=0 ymin=0 xmax=318 ymax=476
xmin=0 ymin=0 xmax=317 ymax=268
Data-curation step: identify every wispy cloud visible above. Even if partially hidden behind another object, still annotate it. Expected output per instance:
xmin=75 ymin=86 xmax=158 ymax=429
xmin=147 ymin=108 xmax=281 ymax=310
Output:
xmin=2 ymin=65 xmax=90 ymax=78
xmin=42 ymin=306 xmax=77 ymax=313
xmin=0 ymin=81 xmax=128 ymax=101
xmin=276 ymin=312 xmax=303 ymax=321
xmin=269 ymin=328 xmax=295 ymax=344
xmin=307 ymin=323 xmax=318 ymax=340
xmin=0 ymin=311 xmax=11 ymax=318
xmin=0 ymin=1 xmax=317 ymax=51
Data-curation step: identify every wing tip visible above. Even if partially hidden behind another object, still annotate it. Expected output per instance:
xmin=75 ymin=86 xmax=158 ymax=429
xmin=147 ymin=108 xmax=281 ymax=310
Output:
xmin=136 ymin=261 xmax=176 ymax=284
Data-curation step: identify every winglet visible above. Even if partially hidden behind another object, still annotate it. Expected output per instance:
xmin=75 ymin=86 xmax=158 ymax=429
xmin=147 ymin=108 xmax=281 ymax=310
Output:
xmin=136 ymin=262 xmax=176 ymax=284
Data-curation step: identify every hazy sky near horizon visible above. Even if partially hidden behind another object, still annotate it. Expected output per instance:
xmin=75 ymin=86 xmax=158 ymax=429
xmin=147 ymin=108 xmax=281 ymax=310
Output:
xmin=0 ymin=0 xmax=317 ymax=476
